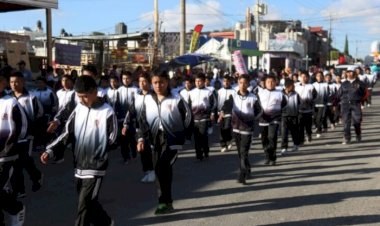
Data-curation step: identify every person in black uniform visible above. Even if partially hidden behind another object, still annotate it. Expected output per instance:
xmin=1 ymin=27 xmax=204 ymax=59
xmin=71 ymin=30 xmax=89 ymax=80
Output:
xmin=336 ymin=66 xmax=366 ymax=144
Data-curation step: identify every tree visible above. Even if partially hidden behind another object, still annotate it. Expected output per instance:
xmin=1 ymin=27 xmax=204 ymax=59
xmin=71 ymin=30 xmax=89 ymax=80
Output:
xmin=344 ymin=34 xmax=349 ymax=56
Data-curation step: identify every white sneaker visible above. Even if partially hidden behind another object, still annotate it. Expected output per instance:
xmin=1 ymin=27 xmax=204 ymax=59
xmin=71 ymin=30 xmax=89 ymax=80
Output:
xmin=367 ymin=104 xmax=371 ymax=108
xmin=316 ymin=133 xmax=321 ymax=138
xmin=292 ymin=145 xmax=299 ymax=152
xmin=221 ymin=147 xmax=227 ymax=153
xmin=10 ymin=205 xmax=25 ymax=226
xmin=330 ymin=124 xmax=336 ymax=130
xmin=227 ymin=143 xmax=233 ymax=150
xmin=140 ymin=173 xmax=149 ymax=183
xmin=281 ymin=149 xmax=287 ymax=155
xmin=146 ymin=171 xmax=156 ymax=183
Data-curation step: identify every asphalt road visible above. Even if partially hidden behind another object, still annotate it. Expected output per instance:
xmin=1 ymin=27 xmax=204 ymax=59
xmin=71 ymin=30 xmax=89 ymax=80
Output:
xmin=18 ymin=85 xmax=380 ymax=226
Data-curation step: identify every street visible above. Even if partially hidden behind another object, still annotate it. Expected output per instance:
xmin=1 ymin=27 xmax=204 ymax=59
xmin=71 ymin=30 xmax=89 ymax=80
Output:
xmin=22 ymin=85 xmax=380 ymax=226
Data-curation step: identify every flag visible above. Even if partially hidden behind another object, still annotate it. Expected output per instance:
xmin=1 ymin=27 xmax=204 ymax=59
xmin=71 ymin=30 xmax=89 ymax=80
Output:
xmin=189 ymin=24 xmax=203 ymax=53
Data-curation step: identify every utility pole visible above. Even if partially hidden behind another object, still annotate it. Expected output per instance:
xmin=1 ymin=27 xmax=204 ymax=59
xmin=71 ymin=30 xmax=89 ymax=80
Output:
xmin=328 ymin=14 xmax=332 ymax=67
xmin=180 ymin=0 xmax=186 ymax=55
xmin=152 ymin=0 xmax=159 ymax=67
xmin=46 ymin=9 xmax=52 ymax=66
xmin=254 ymin=0 xmax=267 ymax=70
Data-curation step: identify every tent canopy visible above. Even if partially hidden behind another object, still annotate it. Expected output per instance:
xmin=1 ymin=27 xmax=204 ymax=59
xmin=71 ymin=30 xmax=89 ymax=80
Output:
xmin=0 ymin=0 xmax=58 ymax=12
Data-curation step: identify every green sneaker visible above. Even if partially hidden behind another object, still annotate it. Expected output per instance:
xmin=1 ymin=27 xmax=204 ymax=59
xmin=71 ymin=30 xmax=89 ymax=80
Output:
xmin=154 ymin=203 xmax=174 ymax=215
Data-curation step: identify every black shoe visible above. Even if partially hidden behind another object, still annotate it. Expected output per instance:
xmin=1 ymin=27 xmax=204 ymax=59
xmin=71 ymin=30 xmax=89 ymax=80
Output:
xmin=32 ymin=174 xmax=43 ymax=192
xmin=356 ymin=136 xmax=362 ymax=143
xmin=265 ymin=159 xmax=270 ymax=165
xmin=237 ymin=174 xmax=247 ymax=185
xmin=270 ymin=161 xmax=276 ymax=166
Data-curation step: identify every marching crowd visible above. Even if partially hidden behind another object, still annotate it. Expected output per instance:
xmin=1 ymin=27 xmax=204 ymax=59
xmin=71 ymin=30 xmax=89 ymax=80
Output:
xmin=0 ymin=62 xmax=377 ymax=226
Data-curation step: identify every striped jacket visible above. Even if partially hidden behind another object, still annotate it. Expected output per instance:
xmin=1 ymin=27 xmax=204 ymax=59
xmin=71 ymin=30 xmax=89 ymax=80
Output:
xmin=46 ymin=99 xmax=118 ymax=178
xmin=0 ymin=94 xmax=28 ymax=162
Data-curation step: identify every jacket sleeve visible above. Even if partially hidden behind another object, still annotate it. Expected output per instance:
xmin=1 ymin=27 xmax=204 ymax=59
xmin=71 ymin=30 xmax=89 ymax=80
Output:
xmin=209 ymin=92 xmax=217 ymax=115
xmin=254 ymin=99 xmax=263 ymax=121
xmin=32 ymin=96 xmax=44 ymax=119
xmin=11 ymin=104 xmax=28 ymax=143
xmin=136 ymin=103 xmax=148 ymax=142
xmin=50 ymin=91 xmax=59 ymax=114
xmin=221 ymin=94 xmax=233 ymax=116
xmin=281 ymin=95 xmax=288 ymax=109
xmin=54 ymin=93 xmax=76 ymax=124
xmin=107 ymin=112 xmax=118 ymax=145
xmin=178 ymin=98 xmax=192 ymax=129
xmin=46 ymin=111 xmax=75 ymax=158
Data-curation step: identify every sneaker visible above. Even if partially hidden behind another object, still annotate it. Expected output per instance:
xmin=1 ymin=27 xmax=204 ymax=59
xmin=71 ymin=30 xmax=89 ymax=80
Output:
xmin=123 ymin=160 xmax=129 ymax=165
xmin=292 ymin=145 xmax=299 ymax=152
xmin=109 ymin=220 xmax=115 ymax=226
xmin=361 ymin=105 xmax=365 ymax=110
xmin=227 ymin=143 xmax=233 ymax=150
xmin=367 ymin=104 xmax=371 ymax=108
xmin=17 ymin=192 xmax=26 ymax=199
xmin=9 ymin=205 xmax=25 ymax=226
xmin=316 ymin=133 xmax=321 ymax=138
xmin=237 ymin=173 xmax=247 ymax=185
xmin=154 ymin=203 xmax=174 ymax=215
xmin=280 ymin=149 xmax=287 ymax=155
xmin=331 ymin=124 xmax=336 ymax=130
xmin=270 ymin=161 xmax=276 ymax=166
xmin=342 ymin=139 xmax=350 ymax=145
xmin=207 ymin=127 xmax=213 ymax=135
xmin=140 ymin=173 xmax=149 ymax=183
xmin=356 ymin=136 xmax=362 ymax=143
xmin=264 ymin=159 xmax=270 ymax=165
xmin=32 ymin=174 xmax=43 ymax=192
xmin=306 ymin=137 xmax=312 ymax=143
xmin=221 ymin=147 xmax=227 ymax=153
xmin=146 ymin=171 xmax=156 ymax=183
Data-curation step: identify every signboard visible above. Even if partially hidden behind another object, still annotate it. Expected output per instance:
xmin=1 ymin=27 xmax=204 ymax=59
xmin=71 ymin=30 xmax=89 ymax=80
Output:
xmin=55 ymin=43 xmax=82 ymax=66
xmin=5 ymin=41 xmax=30 ymax=70
xmin=268 ymin=39 xmax=305 ymax=57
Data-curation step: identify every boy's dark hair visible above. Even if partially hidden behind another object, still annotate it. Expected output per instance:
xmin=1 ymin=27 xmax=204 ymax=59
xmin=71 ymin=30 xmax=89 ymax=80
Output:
xmin=300 ymin=71 xmax=309 ymax=77
xmin=99 ymin=76 xmax=109 ymax=82
xmin=121 ymin=70 xmax=133 ymax=77
xmin=223 ymin=75 xmax=232 ymax=81
xmin=138 ymin=72 xmax=150 ymax=82
xmin=36 ymin=76 xmax=47 ymax=83
xmin=74 ymin=76 xmax=97 ymax=93
xmin=264 ymin=74 xmax=276 ymax=82
xmin=238 ymin=74 xmax=250 ymax=81
xmin=82 ymin=64 xmax=98 ymax=76
xmin=10 ymin=71 xmax=24 ymax=79
xmin=324 ymin=73 xmax=332 ymax=78
xmin=151 ymin=70 xmax=169 ymax=80
xmin=109 ymin=75 xmax=119 ymax=82
xmin=62 ymin=74 xmax=73 ymax=81
xmin=184 ymin=77 xmax=193 ymax=83
xmin=195 ymin=72 xmax=206 ymax=81
xmin=284 ymin=78 xmax=294 ymax=88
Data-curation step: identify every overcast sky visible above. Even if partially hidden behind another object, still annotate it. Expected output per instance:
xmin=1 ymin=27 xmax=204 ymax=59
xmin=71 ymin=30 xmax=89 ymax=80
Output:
xmin=1 ymin=0 xmax=379 ymax=58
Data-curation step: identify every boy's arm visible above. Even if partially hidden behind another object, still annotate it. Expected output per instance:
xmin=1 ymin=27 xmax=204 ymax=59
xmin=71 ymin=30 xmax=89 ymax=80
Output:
xmin=12 ymin=104 xmax=27 ymax=143
xmin=42 ymin=111 xmax=75 ymax=164
xmin=254 ymin=99 xmax=263 ymax=121
xmin=107 ymin=112 xmax=118 ymax=146
xmin=32 ymin=96 xmax=44 ymax=119
xmin=178 ymin=98 xmax=192 ymax=129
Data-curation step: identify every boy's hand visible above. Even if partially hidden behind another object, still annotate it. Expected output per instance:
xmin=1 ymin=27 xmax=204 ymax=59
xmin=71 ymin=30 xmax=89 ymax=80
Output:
xmin=47 ymin=120 xmax=59 ymax=133
xmin=40 ymin=152 xmax=50 ymax=164
xmin=122 ymin=127 xmax=128 ymax=136
xmin=137 ymin=141 xmax=144 ymax=152
xmin=217 ymin=113 xmax=224 ymax=124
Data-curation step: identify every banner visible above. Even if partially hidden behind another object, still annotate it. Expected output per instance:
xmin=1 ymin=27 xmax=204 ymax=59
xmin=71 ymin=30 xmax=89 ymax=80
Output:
xmin=55 ymin=43 xmax=82 ymax=66
xmin=232 ymin=50 xmax=248 ymax=75
xmin=5 ymin=42 xmax=30 ymax=70
xmin=189 ymin=24 xmax=203 ymax=53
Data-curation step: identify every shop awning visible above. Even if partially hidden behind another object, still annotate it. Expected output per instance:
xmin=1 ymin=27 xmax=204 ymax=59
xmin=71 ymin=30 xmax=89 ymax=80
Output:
xmin=0 ymin=0 xmax=58 ymax=12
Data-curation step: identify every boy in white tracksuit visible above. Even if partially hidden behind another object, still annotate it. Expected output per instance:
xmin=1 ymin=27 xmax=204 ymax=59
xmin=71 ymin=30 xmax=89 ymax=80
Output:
xmin=219 ymin=75 xmax=262 ymax=184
